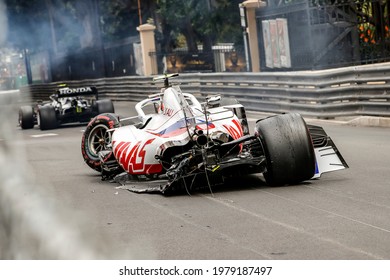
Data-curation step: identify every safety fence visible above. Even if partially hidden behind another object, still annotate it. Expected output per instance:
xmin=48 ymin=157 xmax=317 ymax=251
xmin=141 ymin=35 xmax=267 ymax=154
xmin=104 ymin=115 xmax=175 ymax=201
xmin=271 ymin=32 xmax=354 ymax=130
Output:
xmin=18 ymin=62 xmax=390 ymax=118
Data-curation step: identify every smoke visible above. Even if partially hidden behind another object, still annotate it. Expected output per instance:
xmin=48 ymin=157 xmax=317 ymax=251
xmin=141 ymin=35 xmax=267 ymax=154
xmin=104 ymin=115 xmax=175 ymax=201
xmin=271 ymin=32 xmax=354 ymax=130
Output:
xmin=0 ymin=91 xmax=136 ymax=259
xmin=0 ymin=91 xmax=99 ymax=259
xmin=0 ymin=0 xmax=141 ymax=251
xmin=3 ymin=0 xmax=78 ymax=52
xmin=0 ymin=0 xmax=7 ymax=45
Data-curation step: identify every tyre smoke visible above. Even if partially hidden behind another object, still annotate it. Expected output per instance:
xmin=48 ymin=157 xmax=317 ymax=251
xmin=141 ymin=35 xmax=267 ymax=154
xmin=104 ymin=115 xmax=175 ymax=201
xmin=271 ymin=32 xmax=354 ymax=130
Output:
xmin=0 ymin=0 xmax=7 ymax=45
xmin=0 ymin=90 xmax=133 ymax=259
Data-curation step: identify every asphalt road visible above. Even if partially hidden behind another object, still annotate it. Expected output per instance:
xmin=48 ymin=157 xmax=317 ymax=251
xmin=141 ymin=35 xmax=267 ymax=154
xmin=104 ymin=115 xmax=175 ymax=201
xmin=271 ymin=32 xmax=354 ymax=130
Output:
xmin=1 ymin=99 xmax=390 ymax=260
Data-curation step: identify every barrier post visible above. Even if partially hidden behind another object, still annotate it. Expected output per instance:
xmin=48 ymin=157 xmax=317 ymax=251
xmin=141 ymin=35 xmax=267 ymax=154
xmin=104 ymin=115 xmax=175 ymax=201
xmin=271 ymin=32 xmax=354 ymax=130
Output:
xmin=241 ymin=0 xmax=266 ymax=72
xmin=136 ymin=24 xmax=157 ymax=76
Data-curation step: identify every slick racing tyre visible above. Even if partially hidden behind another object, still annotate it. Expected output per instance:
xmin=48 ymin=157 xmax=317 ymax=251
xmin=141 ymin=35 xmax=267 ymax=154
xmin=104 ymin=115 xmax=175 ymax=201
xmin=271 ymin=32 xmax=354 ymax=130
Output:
xmin=81 ymin=113 xmax=119 ymax=172
xmin=19 ymin=106 xmax=34 ymax=129
xmin=96 ymin=99 xmax=115 ymax=114
xmin=255 ymin=113 xmax=315 ymax=186
xmin=38 ymin=105 xmax=57 ymax=130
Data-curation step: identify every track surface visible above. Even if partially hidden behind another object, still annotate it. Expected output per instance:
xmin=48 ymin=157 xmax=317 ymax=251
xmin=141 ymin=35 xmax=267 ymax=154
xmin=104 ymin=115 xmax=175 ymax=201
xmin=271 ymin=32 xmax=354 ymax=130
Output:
xmin=3 ymin=101 xmax=390 ymax=260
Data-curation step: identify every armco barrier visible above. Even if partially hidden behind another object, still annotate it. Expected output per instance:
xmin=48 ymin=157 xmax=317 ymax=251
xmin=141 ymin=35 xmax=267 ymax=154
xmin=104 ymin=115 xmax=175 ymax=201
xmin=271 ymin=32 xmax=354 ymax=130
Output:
xmin=19 ymin=62 xmax=390 ymax=118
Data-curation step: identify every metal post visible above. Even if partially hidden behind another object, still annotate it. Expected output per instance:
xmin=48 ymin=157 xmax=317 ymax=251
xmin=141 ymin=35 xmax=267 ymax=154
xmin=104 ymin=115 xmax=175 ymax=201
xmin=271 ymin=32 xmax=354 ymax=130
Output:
xmin=23 ymin=49 xmax=32 ymax=85
xmin=137 ymin=0 xmax=142 ymax=25
xmin=239 ymin=4 xmax=251 ymax=72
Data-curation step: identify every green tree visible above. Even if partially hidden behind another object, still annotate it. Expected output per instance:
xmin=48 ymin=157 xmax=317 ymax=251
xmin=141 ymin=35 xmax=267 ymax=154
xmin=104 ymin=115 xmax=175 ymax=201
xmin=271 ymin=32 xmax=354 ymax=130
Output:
xmin=156 ymin=0 xmax=242 ymax=53
xmin=99 ymin=0 xmax=137 ymax=41
xmin=5 ymin=0 xmax=243 ymax=54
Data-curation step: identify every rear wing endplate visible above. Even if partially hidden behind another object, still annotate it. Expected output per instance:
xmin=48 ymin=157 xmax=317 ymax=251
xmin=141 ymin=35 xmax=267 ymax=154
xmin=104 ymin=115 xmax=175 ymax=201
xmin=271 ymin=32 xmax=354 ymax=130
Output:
xmin=55 ymin=86 xmax=98 ymax=99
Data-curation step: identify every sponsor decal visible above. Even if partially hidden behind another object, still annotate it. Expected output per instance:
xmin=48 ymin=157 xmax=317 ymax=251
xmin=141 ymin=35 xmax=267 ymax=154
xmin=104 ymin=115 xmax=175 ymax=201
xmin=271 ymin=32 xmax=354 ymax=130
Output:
xmin=163 ymin=107 xmax=174 ymax=116
xmin=223 ymin=119 xmax=243 ymax=140
xmin=58 ymin=87 xmax=93 ymax=94
xmin=113 ymin=139 xmax=162 ymax=174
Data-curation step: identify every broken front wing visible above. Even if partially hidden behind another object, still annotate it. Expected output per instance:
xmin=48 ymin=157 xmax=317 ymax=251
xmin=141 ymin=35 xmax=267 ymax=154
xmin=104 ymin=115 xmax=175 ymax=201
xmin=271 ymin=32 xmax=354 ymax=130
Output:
xmin=308 ymin=125 xmax=349 ymax=179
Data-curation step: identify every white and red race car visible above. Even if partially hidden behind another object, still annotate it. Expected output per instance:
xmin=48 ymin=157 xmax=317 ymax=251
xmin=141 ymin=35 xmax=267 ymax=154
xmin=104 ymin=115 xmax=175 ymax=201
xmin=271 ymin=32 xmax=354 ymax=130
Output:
xmin=81 ymin=74 xmax=348 ymax=194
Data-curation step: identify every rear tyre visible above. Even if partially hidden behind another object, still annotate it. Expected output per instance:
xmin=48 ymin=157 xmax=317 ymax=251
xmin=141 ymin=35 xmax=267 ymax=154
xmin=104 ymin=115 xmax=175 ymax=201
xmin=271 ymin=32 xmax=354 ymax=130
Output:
xmin=19 ymin=106 xmax=34 ymax=129
xmin=96 ymin=99 xmax=114 ymax=114
xmin=81 ymin=113 xmax=119 ymax=172
xmin=255 ymin=113 xmax=315 ymax=186
xmin=38 ymin=105 xmax=57 ymax=130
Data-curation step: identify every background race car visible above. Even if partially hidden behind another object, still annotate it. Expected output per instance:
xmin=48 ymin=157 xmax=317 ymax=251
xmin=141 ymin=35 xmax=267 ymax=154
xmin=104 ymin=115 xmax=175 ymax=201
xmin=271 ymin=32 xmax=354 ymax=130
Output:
xmin=19 ymin=85 xmax=114 ymax=130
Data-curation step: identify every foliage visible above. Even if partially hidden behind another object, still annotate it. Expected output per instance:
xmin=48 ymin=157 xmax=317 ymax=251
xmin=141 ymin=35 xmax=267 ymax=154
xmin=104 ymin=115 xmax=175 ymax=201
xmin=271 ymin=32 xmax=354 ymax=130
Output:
xmin=99 ymin=0 xmax=137 ymax=41
xmin=156 ymin=0 xmax=243 ymax=52
xmin=4 ymin=0 xmax=243 ymax=53
xmin=355 ymin=0 xmax=390 ymax=46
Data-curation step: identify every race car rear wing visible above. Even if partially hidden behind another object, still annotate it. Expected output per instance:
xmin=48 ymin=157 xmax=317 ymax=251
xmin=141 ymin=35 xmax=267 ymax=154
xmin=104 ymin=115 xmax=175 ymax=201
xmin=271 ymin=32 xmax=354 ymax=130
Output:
xmin=55 ymin=86 xmax=98 ymax=99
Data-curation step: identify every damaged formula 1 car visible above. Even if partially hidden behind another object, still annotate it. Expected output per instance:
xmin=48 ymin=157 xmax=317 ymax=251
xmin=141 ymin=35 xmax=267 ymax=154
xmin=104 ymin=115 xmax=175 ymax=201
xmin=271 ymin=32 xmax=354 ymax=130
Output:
xmin=19 ymin=85 xmax=114 ymax=130
xmin=81 ymin=74 xmax=348 ymax=194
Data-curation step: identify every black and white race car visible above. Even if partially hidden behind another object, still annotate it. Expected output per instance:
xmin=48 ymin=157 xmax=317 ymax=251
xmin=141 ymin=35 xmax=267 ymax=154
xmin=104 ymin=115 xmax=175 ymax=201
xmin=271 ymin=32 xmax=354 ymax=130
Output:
xmin=19 ymin=86 xmax=114 ymax=130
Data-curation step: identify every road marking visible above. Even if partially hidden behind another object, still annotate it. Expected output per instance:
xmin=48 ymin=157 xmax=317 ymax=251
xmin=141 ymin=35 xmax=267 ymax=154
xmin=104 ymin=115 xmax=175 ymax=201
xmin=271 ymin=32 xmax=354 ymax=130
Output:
xmin=306 ymin=185 xmax=390 ymax=210
xmin=202 ymin=193 xmax=385 ymax=260
xmin=257 ymin=188 xmax=390 ymax=234
xmin=134 ymin=194 xmax=271 ymax=259
xmin=31 ymin=133 xmax=58 ymax=138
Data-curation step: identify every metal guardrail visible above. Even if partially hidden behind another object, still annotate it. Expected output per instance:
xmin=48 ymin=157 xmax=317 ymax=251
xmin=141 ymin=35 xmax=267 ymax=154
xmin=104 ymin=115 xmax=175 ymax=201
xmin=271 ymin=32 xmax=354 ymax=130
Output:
xmin=19 ymin=62 xmax=390 ymax=118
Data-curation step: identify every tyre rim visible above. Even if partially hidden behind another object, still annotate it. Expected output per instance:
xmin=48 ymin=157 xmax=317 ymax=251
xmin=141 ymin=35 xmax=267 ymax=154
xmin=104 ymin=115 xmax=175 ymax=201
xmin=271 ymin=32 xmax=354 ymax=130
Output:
xmin=87 ymin=124 xmax=111 ymax=156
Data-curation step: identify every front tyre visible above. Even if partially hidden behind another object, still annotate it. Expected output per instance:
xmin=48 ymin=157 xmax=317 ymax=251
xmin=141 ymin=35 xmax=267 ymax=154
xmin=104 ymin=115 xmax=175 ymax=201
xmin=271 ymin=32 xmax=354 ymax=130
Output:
xmin=38 ymin=105 xmax=57 ymax=130
xmin=255 ymin=113 xmax=315 ymax=186
xmin=81 ymin=113 xmax=119 ymax=172
xmin=19 ymin=106 xmax=35 ymax=129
